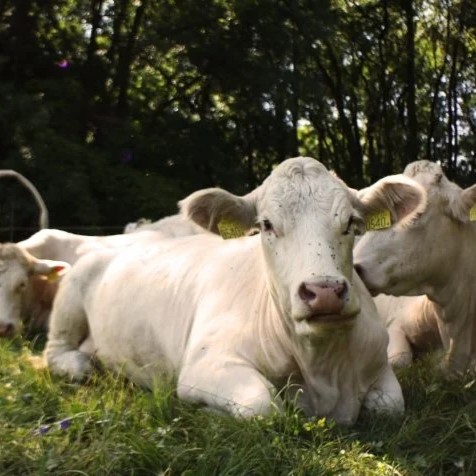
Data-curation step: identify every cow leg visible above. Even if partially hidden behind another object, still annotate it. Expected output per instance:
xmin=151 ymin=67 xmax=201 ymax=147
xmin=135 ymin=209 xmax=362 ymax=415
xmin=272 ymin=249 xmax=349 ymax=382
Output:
xmin=387 ymin=324 xmax=413 ymax=368
xmin=177 ymin=363 xmax=281 ymax=418
xmin=44 ymin=283 xmax=92 ymax=381
xmin=363 ymin=364 xmax=405 ymax=416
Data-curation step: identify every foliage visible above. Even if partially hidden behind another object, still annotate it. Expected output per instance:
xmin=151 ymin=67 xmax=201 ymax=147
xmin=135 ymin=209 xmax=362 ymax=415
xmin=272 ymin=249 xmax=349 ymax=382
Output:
xmin=0 ymin=1 xmax=475 ymax=239
xmin=2 ymin=339 xmax=476 ymax=475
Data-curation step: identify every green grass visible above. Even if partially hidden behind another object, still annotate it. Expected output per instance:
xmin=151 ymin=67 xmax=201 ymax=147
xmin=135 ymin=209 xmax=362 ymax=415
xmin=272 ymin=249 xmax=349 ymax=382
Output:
xmin=2 ymin=339 xmax=476 ymax=475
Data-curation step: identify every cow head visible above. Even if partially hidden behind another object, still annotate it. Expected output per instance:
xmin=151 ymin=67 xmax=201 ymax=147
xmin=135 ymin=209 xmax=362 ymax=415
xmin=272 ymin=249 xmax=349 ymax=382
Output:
xmin=353 ymin=160 xmax=473 ymax=298
xmin=0 ymin=244 xmax=70 ymax=337
xmin=181 ymin=156 xmax=422 ymax=337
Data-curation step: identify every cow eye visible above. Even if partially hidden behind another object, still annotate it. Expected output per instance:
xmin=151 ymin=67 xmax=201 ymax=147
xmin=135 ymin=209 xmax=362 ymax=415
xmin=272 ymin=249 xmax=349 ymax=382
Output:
xmin=261 ymin=219 xmax=274 ymax=233
xmin=15 ymin=282 xmax=27 ymax=293
xmin=343 ymin=216 xmax=355 ymax=236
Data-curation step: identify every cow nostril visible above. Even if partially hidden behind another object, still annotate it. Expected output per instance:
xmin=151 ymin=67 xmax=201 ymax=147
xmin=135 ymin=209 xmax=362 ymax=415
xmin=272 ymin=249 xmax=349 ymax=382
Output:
xmin=299 ymin=283 xmax=316 ymax=302
xmin=335 ymin=281 xmax=347 ymax=299
xmin=0 ymin=322 xmax=15 ymax=337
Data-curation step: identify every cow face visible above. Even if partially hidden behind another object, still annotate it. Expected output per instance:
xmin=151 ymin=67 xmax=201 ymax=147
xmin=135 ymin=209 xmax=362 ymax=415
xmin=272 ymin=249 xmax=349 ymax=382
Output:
xmin=0 ymin=244 xmax=69 ymax=337
xmin=354 ymin=160 xmax=473 ymax=298
xmin=181 ymin=156 xmax=424 ymax=337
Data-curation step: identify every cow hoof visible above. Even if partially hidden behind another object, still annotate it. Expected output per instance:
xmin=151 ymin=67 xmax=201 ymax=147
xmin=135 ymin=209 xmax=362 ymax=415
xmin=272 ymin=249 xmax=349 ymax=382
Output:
xmin=47 ymin=350 xmax=93 ymax=381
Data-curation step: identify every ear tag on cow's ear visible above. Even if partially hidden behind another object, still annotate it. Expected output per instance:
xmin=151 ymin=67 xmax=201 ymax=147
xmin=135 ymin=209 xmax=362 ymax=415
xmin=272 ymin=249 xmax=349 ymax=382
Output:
xmin=365 ymin=210 xmax=392 ymax=231
xmin=469 ymin=205 xmax=476 ymax=221
xmin=46 ymin=266 xmax=65 ymax=283
xmin=217 ymin=218 xmax=247 ymax=239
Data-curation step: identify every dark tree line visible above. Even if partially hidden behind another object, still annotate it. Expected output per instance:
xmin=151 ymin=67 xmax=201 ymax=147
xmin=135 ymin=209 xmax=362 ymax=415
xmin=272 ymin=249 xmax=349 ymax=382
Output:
xmin=0 ymin=0 xmax=475 ymax=239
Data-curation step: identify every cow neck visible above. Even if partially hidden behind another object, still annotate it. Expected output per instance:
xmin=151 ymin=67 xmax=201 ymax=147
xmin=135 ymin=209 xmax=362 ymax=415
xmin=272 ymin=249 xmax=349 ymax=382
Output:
xmin=250 ymin=252 xmax=299 ymax=380
xmin=289 ymin=324 xmax=366 ymax=420
xmin=423 ymin=225 xmax=476 ymax=364
xmin=425 ymin=224 xmax=476 ymax=312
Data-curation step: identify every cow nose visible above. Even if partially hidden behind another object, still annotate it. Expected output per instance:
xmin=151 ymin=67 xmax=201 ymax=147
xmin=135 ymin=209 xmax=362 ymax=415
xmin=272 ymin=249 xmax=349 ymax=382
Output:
xmin=0 ymin=322 xmax=15 ymax=337
xmin=298 ymin=281 xmax=347 ymax=314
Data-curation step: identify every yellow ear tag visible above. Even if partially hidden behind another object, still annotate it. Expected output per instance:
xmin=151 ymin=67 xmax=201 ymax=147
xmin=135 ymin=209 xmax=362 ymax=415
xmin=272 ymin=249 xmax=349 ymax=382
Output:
xmin=365 ymin=210 xmax=392 ymax=231
xmin=469 ymin=205 xmax=476 ymax=221
xmin=46 ymin=271 xmax=60 ymax=283
xmin=217 ymin=218 xmax=247 ymax=239
xmin=46 ymin=266 xmax=65 ymax=283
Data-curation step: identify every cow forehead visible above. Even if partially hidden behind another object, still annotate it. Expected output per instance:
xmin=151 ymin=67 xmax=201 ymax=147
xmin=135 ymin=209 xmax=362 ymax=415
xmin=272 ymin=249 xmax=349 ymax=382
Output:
xmin=0 ymin=259 xmax=28 ymax=284
xmin=403 ymin=160 xmax=462 ymax=201
xmin=404 ymin=160 xmax=443 ymax=178
xmin=258 ymin=158 xmax=352 ymax=220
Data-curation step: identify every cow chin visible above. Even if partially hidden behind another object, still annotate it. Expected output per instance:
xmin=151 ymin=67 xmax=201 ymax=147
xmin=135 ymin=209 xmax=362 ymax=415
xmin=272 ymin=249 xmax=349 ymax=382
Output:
xmin=293 ymin=311 xmax=358 ymax=337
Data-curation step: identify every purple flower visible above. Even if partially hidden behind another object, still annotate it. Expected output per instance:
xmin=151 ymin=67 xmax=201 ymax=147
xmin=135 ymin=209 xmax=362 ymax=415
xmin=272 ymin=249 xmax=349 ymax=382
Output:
xmin=33 ymin=424 xmax=51 ymax=436
xmin=59 ymin=418 xmax=72 ymax=430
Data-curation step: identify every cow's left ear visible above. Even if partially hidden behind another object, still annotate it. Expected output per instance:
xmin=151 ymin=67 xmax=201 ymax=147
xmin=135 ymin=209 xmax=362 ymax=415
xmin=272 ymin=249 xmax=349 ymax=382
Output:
xmin=450 ymin=183 xmax=476 ymax=223
xmin=30 ymin=259 xmax=71 ymax=282
xmin=179 ymin=188 xmax=258 ymax=234
xmin=355 ymin=175 xmax=427 ymax=231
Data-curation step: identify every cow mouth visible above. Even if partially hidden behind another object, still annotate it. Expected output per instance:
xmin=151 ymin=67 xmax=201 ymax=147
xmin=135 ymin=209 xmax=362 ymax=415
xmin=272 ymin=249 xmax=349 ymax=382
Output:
xmin=304 ymin=313 xmax=357 ymax=325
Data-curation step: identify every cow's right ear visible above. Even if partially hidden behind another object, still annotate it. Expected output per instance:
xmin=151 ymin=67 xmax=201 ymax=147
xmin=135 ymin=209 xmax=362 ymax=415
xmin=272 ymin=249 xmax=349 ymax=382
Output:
xmin=355 ymin=175 xmax=427 ymax=231
xmin=30 ymin=259 xmax=71 ymax=282
xmin=179 ymin=188 xmax=258 ymax=234
xmin=449 ymin=183 xmax=476 ymax=223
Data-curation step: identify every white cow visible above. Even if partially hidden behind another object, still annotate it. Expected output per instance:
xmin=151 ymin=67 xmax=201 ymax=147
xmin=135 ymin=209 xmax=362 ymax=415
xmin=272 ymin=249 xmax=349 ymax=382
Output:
xmin=0 ymin=226 xmax=195 ymax=337
xmin=355 ymin=160 xmax=476 ymax=374
xmin=0 ymin=244 xmax=69 ymax=337
xmin=123 ymin=213 xmax=206 ymax=237
xmin=45 ymin=156 xmax=416 ymax=424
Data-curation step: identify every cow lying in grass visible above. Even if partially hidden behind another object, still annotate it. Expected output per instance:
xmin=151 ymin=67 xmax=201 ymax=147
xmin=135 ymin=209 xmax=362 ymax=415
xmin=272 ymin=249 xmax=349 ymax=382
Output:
xmin=0 ymin=223 xmax=204 ymax=337
xmin=123 ymin=213 xmax=205 ymax=237
xmin=0 ymin=245 xmax=69 ymax=337
xmin=355 ymin=160 xmax=476 ymax=375
xmin=44 ymin=156 xmax=420 ymax=424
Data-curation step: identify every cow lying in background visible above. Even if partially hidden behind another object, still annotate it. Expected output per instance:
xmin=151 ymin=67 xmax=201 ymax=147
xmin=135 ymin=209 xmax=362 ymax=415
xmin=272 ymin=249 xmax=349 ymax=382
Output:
xmin=0 ymin=222 xmax=204 ymax=337
xmin=123 ymin=213 xmax=205 ymax=237
xmin=355 ymin=160 xmax=476 ymax=375
xmin=44 ymin=156 xmax=419 ymax=424
xmin=0 ymin=245 xmax=69 ymax=337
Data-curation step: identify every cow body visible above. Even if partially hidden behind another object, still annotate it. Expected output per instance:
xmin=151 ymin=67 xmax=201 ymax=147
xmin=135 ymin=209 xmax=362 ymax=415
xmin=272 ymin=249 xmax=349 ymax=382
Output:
xmin=46 ymin=157 xmax=407 ymax=424
xmin=123 ymin=213 xmax=206 ymax=237
xmin=1 ymin=225 xmax=197 ymax=337
xmin=355 ymin=160 xmax=476 ymax=374
xmin=373 ymin=295 xmax=442 ymax=367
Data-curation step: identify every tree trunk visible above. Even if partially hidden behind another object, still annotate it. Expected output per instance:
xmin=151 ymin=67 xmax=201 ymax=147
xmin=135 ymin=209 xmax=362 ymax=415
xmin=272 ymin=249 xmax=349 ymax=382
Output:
xmin=403 ymin=0 xmax=418 ymax=165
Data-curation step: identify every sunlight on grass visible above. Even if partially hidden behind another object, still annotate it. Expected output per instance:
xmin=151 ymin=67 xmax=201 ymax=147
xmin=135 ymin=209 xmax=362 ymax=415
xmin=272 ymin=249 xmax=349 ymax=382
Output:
xmin=2 ymin=339 xmax=476 ymax=475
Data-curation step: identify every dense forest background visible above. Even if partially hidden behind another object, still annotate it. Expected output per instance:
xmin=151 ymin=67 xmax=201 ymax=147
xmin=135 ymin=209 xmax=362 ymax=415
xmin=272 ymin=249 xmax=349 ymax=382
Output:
xmin=0 ymin=0 xmax=475 ymax=239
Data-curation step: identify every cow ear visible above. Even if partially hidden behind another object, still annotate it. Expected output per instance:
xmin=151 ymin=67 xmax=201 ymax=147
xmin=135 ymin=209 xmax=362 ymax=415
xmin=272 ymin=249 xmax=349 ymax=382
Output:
xmin=179 ymin=188 xmax=258 ymax=234
xmin=450 ymin=183 xmax=476 ymax=223
xmin=30 ymin=260 xmax=71 ymax=282
xmin=356 ymin=175 xmax=427 ymax=230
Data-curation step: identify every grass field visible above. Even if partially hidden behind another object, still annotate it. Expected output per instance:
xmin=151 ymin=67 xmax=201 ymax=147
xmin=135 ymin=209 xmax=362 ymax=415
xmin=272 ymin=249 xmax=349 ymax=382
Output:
xmin=1 ymin=337 xmax=476 ymax=475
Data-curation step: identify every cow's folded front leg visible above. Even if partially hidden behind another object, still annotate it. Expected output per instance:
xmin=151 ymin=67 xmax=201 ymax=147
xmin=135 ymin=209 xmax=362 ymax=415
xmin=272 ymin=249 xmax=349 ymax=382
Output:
xmin=387 ymin=325 xmax=414 ymax=368
xmin=177 ymin=362 xmax=282 ymax=418
xmin=362 ymin=364 xmax=405 ymax=416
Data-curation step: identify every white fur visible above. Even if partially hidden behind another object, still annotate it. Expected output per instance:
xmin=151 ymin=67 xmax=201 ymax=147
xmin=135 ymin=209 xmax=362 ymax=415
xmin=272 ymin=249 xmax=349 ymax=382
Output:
xmin=355 ymin=160 xmax=476 ymax=374
xmin=1 ymin=218 xmax=200 ymax=336
xmin=123 ymin=214 xmax=206 ymax=237
xmin=45 ymin=157 xmax=404 ymax=424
